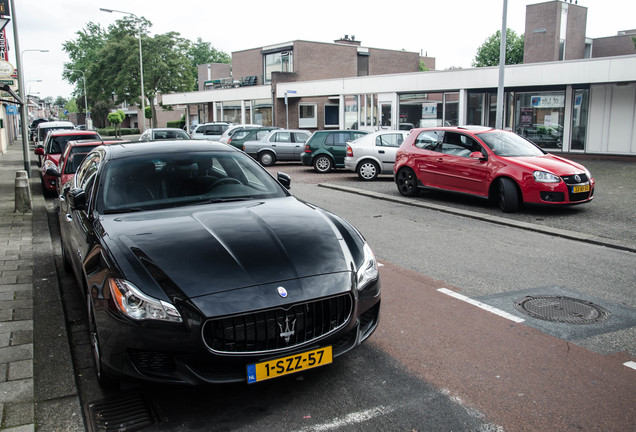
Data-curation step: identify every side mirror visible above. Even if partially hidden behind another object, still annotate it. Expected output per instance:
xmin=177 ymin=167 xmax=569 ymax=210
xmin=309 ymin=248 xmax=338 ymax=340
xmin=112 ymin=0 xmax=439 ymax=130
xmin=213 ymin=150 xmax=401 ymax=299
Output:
xmin=45 ymin=168 xmax=61 ymax=178
xmin=470 ymin=151 xmax=487 ymax=161
xmin=34 ymin=147 xmax=44 ymax=156
xmin=277 ymin=172 xmax=291 ymax=189
xmin=67 ymin=188 xmax=87 ymax=211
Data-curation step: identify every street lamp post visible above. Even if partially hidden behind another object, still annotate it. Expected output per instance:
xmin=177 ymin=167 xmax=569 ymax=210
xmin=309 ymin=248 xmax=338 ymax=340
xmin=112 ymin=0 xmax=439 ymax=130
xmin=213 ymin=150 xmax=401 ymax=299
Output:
xmin=65 ymin=69 xmax=90 ymax=127
xmin=17 ymin=48 xmax=49 ymax=174
xmin=99 ymin=8 xmax=146 ymax=132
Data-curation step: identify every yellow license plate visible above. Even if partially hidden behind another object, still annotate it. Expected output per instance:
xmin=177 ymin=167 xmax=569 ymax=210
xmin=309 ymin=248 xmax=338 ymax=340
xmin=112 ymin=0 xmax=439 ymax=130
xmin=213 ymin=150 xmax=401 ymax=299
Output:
xmin=247 ymin=346 xmax=332 ymax=383
xmin=572 ymin=184 xmax=590 ymax=193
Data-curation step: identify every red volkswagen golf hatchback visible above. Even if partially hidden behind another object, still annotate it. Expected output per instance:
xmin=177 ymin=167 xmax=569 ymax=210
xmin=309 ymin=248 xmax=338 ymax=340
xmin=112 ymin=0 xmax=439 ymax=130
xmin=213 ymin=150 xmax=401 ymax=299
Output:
xmin=393 ymin=126 xmax=595 ymax=213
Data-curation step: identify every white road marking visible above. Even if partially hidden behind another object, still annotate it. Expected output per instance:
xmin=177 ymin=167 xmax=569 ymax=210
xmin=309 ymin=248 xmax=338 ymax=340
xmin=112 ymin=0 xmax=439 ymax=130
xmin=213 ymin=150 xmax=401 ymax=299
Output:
xmin=296 ymin=405 xmax=397 ymax=431
xmin=437 ymin=288 xmax=526 ymax=323
xmin=624 ymin=361 xmax=636 ymax=371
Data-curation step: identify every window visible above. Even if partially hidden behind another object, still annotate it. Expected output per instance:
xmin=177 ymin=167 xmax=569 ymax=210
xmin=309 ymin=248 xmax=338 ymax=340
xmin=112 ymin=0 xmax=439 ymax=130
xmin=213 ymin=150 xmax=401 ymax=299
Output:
xmin=325 ymin=132 xmax=351 ymax=147
xmin=414 ymin=131 xmax=443 ymax=151
xmin=325 ymin=105 xmax=339 ymax=128
xmin=376 ymin=133 xmax=404 ymax=148
xmin=292 ymin=132 xmax=310 ymax=143
xmin=441 ymin=133 xmax=480 ymax=157
xmin=264 ymin=50 xmax=293 ymax=82
xmin=299 ymin=104 xmax=317 ymax=128
xmin=273 ymin=132 xmax=292 ymax=142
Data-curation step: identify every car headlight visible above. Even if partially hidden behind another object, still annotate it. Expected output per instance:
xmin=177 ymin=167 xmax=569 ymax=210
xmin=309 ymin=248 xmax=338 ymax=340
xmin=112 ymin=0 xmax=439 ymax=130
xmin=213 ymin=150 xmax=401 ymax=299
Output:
xmin=356 ymin=243 xmax=379 ymax=291
xmin=533 ymin=171 xmax=561 ymax=183
xmin=108 ymin=278 xmax=182 ymax=322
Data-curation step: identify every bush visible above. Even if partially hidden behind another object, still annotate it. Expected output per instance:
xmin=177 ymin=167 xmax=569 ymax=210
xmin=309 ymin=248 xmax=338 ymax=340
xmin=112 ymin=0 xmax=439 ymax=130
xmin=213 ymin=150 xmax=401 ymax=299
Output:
xmin=167 ymin=119 xmax=186 ymax=129
xmin=98 ymin=127 xmax=140 ymax=137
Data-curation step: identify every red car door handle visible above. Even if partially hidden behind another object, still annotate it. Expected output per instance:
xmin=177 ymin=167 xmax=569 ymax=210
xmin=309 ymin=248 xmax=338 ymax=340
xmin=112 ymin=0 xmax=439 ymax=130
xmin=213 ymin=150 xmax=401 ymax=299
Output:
xmin=437 ymin=158 xmax=444 ymax=162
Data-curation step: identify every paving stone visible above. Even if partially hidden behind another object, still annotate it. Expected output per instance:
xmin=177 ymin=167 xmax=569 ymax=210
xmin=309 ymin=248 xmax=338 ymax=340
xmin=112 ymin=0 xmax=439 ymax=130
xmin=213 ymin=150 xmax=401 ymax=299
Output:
xmin=3 ymin=401 xmax=34 ymax=428
xmin=10 ymin=331 xmax=33 ymax=346
xmin=0 ymin=379 xmax=33 ymax=403
xmin=8 ymin=360 xmax=33 ymax=381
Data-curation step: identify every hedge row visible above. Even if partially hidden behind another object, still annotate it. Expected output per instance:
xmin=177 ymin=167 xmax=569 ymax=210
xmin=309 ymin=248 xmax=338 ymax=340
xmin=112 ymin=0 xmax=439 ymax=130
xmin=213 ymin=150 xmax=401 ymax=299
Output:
xmin=97 ymin=127 xmax=140 ymax=137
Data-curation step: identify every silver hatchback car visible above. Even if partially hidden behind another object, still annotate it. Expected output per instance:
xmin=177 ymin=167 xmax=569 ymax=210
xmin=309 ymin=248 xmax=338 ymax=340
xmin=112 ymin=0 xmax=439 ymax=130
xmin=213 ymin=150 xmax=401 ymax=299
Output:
xmin=345 ymin=130 xmax=410 ymax=180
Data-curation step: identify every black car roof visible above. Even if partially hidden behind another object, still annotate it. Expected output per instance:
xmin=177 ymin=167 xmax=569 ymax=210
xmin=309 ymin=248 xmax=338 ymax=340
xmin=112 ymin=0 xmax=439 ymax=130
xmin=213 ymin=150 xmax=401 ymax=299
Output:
xmin=104 ymin=140 xmax=237 ymax=159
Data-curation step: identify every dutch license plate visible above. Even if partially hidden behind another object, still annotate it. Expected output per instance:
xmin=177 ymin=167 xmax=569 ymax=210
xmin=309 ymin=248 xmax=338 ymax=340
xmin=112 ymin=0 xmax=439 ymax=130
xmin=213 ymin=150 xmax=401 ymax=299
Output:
xmin=247 ymin=346 xmax=332 ymax=383
xmin=572 ymin=184 xmax=590 ymax=193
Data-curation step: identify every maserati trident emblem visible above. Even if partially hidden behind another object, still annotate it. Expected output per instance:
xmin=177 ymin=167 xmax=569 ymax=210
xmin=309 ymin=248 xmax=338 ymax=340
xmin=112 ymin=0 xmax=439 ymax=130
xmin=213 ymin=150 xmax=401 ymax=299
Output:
xmin=277 ymin=286 xmax=288 ymax=298
xmin=574 ymin=174 xmax=581 ymax=183
xmin=278 ymin=315 xmax=296 ymax=344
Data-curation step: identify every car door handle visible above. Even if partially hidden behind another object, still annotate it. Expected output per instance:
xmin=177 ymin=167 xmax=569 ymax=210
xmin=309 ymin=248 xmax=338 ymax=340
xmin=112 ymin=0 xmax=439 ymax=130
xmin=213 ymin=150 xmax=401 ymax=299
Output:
xmin=378 ymin=150 xmax=385 ymax=154
xmin=437 ymin=158 xmax=444 ymax=162
xmin=65 ymin=214 xmax=72 ymax=222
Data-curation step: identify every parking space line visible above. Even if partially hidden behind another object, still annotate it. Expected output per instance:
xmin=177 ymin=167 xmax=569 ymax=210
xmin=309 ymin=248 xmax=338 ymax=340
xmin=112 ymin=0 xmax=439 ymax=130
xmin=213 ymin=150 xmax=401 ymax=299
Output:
xmin=437 ymin=288 xmax=526 ymax=323
xmin=624 ymin=361 xmax=636 ymax=371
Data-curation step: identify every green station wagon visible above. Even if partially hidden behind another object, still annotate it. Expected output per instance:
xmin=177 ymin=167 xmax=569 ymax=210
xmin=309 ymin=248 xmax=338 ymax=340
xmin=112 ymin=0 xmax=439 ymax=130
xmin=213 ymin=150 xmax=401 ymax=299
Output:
xmin=301 ymin=130 xmax=368 ymax=173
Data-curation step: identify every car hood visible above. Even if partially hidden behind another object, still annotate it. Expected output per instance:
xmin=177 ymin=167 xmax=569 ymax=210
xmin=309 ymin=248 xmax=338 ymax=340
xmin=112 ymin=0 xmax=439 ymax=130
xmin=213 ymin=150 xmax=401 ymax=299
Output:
xmin=101 ymin=197 xmax=353 ymax=302
xmin=508 ymin=154 xmax=588 ymax=176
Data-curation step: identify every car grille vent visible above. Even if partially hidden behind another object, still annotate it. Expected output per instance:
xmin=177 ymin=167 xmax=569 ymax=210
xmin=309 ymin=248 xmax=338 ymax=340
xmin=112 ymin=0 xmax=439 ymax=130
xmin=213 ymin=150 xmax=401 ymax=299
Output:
xmin=562 ymin=173 xmax=588 ymax=184
xmin=202 ymin=294 xmax=353 ymax=354
xmin=129 ymin=350 xmax=176 ymax=374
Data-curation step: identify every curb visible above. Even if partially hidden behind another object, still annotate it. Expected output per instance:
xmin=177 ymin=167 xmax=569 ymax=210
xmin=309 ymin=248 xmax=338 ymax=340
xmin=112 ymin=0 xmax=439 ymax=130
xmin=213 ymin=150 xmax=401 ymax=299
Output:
xmin=318 ymin=183 xmax=636 ymax=254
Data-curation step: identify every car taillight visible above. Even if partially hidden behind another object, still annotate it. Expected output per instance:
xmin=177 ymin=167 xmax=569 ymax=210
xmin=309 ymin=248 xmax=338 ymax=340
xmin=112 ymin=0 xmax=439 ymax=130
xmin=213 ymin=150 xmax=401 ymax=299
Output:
xmin=304 ymin=144 xmax=311 ymax=153
xmin=346 ymin=145 xmax=353 ymax=157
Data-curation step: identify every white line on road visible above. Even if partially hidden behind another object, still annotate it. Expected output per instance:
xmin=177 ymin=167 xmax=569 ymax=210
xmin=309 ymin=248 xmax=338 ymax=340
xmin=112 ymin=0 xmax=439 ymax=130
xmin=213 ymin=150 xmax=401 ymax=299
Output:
xmin=624 ymin=361 xmax=636 ymax=371
xmin=437 ymin=288 xmax=526 ymax=323
xmin=295 ymin=405 xmax=397 ymax=431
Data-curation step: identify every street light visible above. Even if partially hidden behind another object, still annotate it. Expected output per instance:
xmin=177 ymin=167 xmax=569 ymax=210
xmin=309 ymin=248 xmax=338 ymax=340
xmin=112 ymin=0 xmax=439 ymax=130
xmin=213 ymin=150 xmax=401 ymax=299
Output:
xmin=65 ymin=69 xmax=90 ymax=127
xmin=17 ymin=48 xmax=48 ymax=174
xmin=100 ymin=7 xmax=146 ymax=132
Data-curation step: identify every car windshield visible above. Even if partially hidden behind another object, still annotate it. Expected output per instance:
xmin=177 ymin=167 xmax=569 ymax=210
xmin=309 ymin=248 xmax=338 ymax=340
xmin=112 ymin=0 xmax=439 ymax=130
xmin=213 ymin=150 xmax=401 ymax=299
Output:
xmin=478 ymin=131 xmax=546 ymax=157
xmin=48 ymin=133 xmax=100 ymax=154
xmin=98 ymin=151 xmax=287 ymax=213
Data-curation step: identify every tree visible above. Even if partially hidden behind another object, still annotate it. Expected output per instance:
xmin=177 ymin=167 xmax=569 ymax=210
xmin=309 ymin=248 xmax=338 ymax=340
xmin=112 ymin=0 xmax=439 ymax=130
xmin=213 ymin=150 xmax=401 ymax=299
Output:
xmin=187 ymin=38 xmax=231 ymax=90
xmin=108 ymin=111 xmax=124 ymax=137
xmin=419 ymin=60 xmax=429 ymax=72
xmin=472 ymin=28 xmax=524 ymax=67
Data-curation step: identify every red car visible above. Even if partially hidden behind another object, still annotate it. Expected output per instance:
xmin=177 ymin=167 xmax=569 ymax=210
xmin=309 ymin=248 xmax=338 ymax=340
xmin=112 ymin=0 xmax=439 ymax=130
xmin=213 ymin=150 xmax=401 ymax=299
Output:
xmin=50 ymin=139 xmax=125 ymax=197
xmin=35 ymin=130 xmax=101 ymax=195
xmin=393 ymin=126 xmax=595 ymax=213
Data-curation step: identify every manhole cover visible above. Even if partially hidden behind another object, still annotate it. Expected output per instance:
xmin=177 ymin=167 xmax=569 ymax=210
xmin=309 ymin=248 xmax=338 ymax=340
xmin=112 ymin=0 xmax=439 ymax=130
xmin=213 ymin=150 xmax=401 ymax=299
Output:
xmin=514 ymin=296 xmax=609 ymax=324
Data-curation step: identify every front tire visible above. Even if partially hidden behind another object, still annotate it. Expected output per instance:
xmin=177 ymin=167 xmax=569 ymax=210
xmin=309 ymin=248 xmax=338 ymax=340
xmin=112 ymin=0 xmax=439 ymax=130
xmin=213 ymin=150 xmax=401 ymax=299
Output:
xmin=357 ymin=160 xmax=379 ymax=181
xmin=313 ymin=155 xmax=333 ymax=173
xmin=88 ymin=295 xmax=119 ymax=389
xmin=395 ymin=168 xmax=420 ymax=197
xmin=498 ymin=178 xmax=520 ymax=213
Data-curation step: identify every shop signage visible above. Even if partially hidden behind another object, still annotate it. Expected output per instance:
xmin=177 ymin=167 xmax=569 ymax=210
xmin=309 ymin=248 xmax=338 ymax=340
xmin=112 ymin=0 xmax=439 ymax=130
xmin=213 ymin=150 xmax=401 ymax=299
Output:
xmin=520 ymin=107 xmax=533 ymax=127
xmin=531 ymin=95 xmax=564 ymax=108
xmin=0 ymin=59 xmax=13 ymax=77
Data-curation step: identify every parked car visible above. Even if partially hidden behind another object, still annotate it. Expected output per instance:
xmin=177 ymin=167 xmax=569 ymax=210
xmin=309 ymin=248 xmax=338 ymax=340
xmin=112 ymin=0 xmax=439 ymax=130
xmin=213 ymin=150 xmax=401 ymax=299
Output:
xmin=35 ymin=121 xmax=76 ymax=153
xmin=46 ymin=139 xmax=125 ymax=197
xmin=225 ymin=126 xmax=280 ymax=149
xmin=191 ymin=122 xmax=231 ymax=141
xmin=344 ymin=130 xmax=410 ymax=180
xmin=138 ymin=128 xmax=190 ymax=141
xmin=29 ymin=118 xmax=49 ymax=141
xmin=244 ymin=129 xmax=312 ymax=166
xmin=35 ymin=129 xmax=101 ymax=195
xmin=217 ymin=124 xmax=262 ymax=144
xmin=58 ymin=140 xmax=380 ymax=386
xmin=393 ymin=126 xmax=595 ymax=212
xmin=301 ymin=130 xmax=368 ymax=173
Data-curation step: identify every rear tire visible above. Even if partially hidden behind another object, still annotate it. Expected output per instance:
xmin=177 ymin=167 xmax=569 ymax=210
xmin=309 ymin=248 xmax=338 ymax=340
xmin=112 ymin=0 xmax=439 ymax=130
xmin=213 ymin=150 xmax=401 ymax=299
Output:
xmin=498 ymin=178 xmax=520 ymax=213
xmin=258 ymin=151 xmax=275 ymax=166
xmin=313 ymin=155 xmax=333 ymax=173
xmin=357 ymin=160 xmax=379 ymax=181
xmin=395 ymin=168 xmax=420 ymax=197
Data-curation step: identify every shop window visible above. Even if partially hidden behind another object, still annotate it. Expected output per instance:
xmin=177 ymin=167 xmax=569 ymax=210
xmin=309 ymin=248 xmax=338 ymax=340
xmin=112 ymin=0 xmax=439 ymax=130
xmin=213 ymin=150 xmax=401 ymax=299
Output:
xmin=299 ymin=103 xmax=317 ymax=128
xmin=514 ymin=91 xmax=565 ymax=150
xmin=571 ymin=89 xmax=589 ymax=151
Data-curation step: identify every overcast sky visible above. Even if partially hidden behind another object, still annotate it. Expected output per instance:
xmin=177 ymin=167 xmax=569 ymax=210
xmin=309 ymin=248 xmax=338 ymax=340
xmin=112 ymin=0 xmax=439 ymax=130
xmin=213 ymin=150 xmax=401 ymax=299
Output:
xmin=5 ymin=0 xmax=636 ymax=100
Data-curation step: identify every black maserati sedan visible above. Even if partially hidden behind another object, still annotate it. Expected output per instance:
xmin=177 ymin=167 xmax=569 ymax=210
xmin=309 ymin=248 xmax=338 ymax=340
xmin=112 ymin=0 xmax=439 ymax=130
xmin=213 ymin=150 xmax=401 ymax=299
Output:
xmin=58 ymin=141 xmax=381 ymax=386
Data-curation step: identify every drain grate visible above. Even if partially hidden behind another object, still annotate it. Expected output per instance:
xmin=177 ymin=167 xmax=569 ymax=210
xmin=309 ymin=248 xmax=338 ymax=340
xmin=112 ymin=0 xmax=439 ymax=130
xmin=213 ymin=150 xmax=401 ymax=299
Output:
xmin=87 ymin=393 xmax=158 ymax=432
xmin=514 ymin=295 xmax=609 ymax=324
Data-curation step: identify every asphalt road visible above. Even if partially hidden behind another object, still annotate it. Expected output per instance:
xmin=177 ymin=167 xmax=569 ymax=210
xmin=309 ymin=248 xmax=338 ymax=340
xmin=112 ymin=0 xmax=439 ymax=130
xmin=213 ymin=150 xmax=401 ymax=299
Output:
xmin=44 ymin=154 xmax=635 ymax=431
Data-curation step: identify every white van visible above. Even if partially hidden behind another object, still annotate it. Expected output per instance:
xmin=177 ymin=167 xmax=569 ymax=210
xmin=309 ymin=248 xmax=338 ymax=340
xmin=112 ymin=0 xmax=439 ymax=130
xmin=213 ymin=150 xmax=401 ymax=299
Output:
xmin=36 ymin=121 xmax=75 ymax=148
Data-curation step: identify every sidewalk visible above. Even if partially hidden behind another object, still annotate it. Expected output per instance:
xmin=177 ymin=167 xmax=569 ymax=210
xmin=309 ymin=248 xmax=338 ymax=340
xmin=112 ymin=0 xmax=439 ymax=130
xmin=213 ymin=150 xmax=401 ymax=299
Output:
xmin=0 ymin=140 xmax=83 ymax=431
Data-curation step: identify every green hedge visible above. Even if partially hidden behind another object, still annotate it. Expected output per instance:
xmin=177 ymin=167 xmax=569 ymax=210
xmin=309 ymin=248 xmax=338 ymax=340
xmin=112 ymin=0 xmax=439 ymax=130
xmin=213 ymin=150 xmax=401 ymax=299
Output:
xmin=97 ymin=127 xmax=140 ymax=137
xmin=167 ymin=119 xmax=186 ymax=129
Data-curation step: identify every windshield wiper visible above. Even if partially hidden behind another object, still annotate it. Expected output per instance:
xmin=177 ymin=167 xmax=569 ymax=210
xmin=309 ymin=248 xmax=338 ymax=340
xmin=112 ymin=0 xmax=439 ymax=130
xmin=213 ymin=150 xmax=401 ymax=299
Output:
xmin=103 ymin=207 xmax=145 ymax=214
